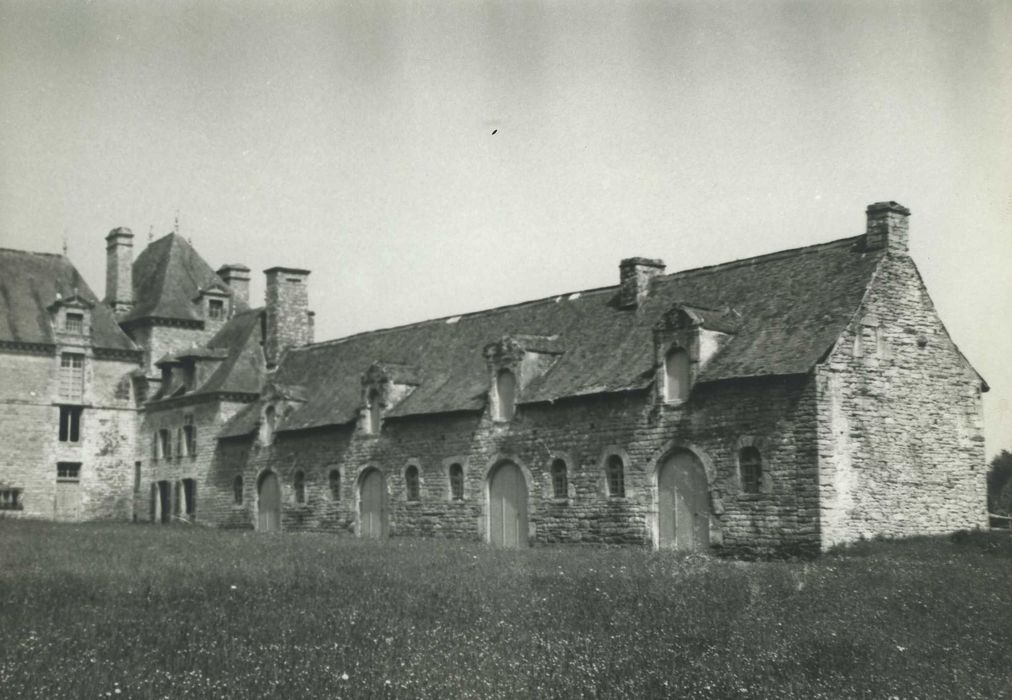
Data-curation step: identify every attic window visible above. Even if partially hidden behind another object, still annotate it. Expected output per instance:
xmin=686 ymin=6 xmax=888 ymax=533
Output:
xmin=495 ymin=369 xmax=517 ymax=421
xmin=208 ymin=299 xmax=225 ymax=320
xmin=65 ymin=312 xmax=84 ymax=333
xmin=664 ymin=348 xmax=690 ymax=403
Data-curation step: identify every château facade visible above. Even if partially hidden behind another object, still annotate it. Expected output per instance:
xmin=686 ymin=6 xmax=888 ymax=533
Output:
xmin=0 ymin=202 xmax=989 ymax=554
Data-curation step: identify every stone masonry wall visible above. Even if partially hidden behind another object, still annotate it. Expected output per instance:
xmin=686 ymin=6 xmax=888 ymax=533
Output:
xmin=138 ymin=397 xmax=250 ymax=523
xmin=201 ymin=375 xmax=821 ymax=555
xmin=0 ymin=349 xmax=137 ymax=520
xmin=817 ymin=253 xmax=987 ymax=548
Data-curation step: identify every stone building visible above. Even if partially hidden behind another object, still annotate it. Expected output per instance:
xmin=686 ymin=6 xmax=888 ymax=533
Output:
xmin=0 ymin=202 xmax=989 ymax=554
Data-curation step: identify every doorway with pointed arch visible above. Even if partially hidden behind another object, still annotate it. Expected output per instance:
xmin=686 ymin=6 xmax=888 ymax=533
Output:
xmin=257 ymin=471 xmax=281 ymax=532
xmin=488 ymin=460 xmax=528 ymax=548
xmin=657 ymin=449 xmax=710 ymax=551
xmin=359 ymin=468 xmax=388 ymax=539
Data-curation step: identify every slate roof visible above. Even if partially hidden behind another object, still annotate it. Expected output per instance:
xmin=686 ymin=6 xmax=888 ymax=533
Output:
xmin=0 ymin=248 xmax=137 ymax=352
xmin=122 ymin=233 xmax=248 ymax=323
xmin=221 ymin=233 xmax=886 ymax=437
xmin=194 ymin=308 xmax=267 ymax=396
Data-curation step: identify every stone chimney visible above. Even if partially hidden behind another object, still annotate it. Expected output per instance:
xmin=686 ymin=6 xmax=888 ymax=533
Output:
xmin=217 ymin=264 xmax=251 ymax=306
xmin=618 ymin=257 xmax=666 ymax=308
xmin=865 ymin=201 xmax=910 ymax=254
xmin=263 ymin=267 xmax=312 ymax=369
xmin=105 ymin=227 xmax=134 ymax=315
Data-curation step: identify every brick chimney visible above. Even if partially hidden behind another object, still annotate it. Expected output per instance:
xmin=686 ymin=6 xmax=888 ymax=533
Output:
xmin=263 ymin=267 xmax=312 ymax=369
xmin=865 ymin=201 xmax=910 ymax=254
xmin=105 ymin=227 xmax=134 ymax=315
xmin=618 ymin=257 xmax=666 ymax=308
xmin=217 ymin=264 xmax=251 ymax=306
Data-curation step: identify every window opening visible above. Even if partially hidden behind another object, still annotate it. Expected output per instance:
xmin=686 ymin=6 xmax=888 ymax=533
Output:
xmin=606 ymin=455 xmax=625 ymax=498
xmin=233 ymin=475 xmax=244 ymax=505
xmin=208 ymin=298 xmax=225 ymax=320
xmin=449 ymin=463 xmax=464 ymax=501
xmin=740 ymin=447 xmax=763 ymax=494
xmin=328 ymin=469 xmax=340 ymax=501
xmin=551 ymin=459 xmax=568 ymax=499
xmin=182 ymin=478 xmax=197 ymax=516
xmin=183 ymin=415 xmax=197 ymax=456
xmin=293 ymin=470 xmax=306 ymax=504
xmin=0 ymin=488 xmax=23 ymax=510
xmin=405 ymin=465 xmax=420 ymax=501
xmin=664 ymin=348 xmax=690 ymax=402
xmin=496 ymin=369 xmax=517 ymax=421
xmin=59 ymin=353 xmax=84 ymax=401
xmin=65 ymin=312 xmax=84 ymax=333
xmin=59 ymin=406 xmax=82 ymax=442
xmin=57 ymin=462 xmax=81 ymax=481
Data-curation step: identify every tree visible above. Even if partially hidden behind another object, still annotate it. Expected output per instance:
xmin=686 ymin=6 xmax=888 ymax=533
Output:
xmin=986 ymin=450 xmax=1012 ymax=514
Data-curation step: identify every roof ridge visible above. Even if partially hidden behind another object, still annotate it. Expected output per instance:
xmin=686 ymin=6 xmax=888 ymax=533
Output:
xmin=294 ymin=233 xmax=870 ymax=353
xmin=0 ymin=247 xmax=65 ymax=258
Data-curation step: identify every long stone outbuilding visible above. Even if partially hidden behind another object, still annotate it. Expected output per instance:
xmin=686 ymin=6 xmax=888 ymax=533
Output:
xmin=0 ymin=201 xmax=989 ymax=555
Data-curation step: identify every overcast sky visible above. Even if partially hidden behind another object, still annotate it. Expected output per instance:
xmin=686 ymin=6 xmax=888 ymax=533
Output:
xmin=1 ymin=1 xmax=1009 ymax=457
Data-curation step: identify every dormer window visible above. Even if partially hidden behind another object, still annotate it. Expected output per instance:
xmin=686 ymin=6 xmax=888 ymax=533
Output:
xmin=367 ymin=388 xmax=382 ymax=435
xmin=495 ymin=369 xmax=517 ymax=421
xmin=208 ymin=298 xmax=224 ymax=320
xmin=664 ymin=348 xmax=690 ymax=403
xmin=65 ymin=312 xmax=84 ymax=334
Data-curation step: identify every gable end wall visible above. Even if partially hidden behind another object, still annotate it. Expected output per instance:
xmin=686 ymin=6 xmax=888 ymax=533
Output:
xmin=816 ymin=254 xmax=987 ymax=548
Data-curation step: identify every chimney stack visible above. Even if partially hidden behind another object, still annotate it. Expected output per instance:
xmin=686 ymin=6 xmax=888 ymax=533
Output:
xmin=263 ymin=267 xmax=312 ymax=369
xmin=865 ymin=201 xmax=910 ymax=254
xmin=105 ymin=227 xmax=134 ymax=315
xmin=217 ymin=264 xmax=251 ymax=307
xmin=618 ymin=257 xmax=666 ymax=308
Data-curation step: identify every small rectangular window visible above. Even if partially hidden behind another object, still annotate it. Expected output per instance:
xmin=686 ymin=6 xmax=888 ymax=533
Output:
xmin=183 ymin=415 xmax=197 ymax=456
xmin=58 ymin=406 xmax=82 ymax=442
xmin=65 ymin=312 xmax=84 ymax=333
xmin=0 ymin=488 xmax=23 ymax=510
xmin=208 ymin=299 xmax=224 ymax=320
xmin=57 ymin=462 xmax=81 ymax=481
xmin=134 ymin=462 xmax=141 ymax=494
xmin=158 ymin=429 xmax=172 ymax=460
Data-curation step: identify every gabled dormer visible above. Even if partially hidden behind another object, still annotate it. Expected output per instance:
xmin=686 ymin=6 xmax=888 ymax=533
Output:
xmin=484 ymin=335 xmax=564 ymax=422
xmin=258 ymin=381 xmax=308 ymax=446
xmin=653 ymin=303 xmax=737 ymax=405
xmin=359 ymin=361 xmax=422 ymax=435
xmin=193 ymin=281 xmax=232 ymax=326
xmin=48 ymin=291 xmax=94 ymax=345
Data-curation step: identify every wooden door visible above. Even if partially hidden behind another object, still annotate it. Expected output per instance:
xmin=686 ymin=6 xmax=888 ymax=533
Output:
xmin=658 ymin=451 xmax=710 ymax=551
xmin=55 ymin=481 xmax=81 ymax=521
xmin=489 ymin=462 xmax=528 ymax=548
xmin=359 ymin=469 xmax=387 ymax=539
xmin=258 ymin=472 xmax=281 ymax=532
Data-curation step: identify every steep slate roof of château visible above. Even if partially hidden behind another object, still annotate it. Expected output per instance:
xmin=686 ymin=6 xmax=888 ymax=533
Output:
xmin=221 ymin=233 xmax=886 ymax=437
xmin=193 ymin=308 xmax=266 ymax=396
xmin=122 ymin=232 xmax=248 ymax=323
xmin=0 ymin=248 xmax=137 ymax=352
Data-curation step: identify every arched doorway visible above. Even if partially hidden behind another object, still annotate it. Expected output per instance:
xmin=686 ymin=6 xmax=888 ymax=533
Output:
xmin=257 ymin=471 xmax=281 ymax=532
xmin=657 ymin=450 xmax=710 ymax=551
xmin=488 ymin=461 xmax=528 ymax=548
xmin=359 ymin=468 xmax=387 ymax=539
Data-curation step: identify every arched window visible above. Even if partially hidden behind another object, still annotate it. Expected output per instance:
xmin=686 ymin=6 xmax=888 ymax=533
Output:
xmin=664 ymin=348 xmax=690 ymax=402
xmin=740 ymin=447 xmax=762 ymax=494
xmin=405 ymin=465 xmax=420 ymax=501
xmin=328 ymin=468 xmax=341 ymax=501
xmin=293 ymin=470 xmax=306 ymax=504
xmin=606 ymin=455 xmax=625 ymax=498
xmin=368 ymin=389 xmax=382 ymax=434
xmin=496 ymin=369 xmax=517 ymax=421
xmin=449 ymin=463 xmax=464 ymax=501
xmin=551 ymin=459 xmax=568 ymax=499
xmin=233 ymin=475 xmax=243 ymax=505
xmin=264 ymin=405 xmax=277 ymax=443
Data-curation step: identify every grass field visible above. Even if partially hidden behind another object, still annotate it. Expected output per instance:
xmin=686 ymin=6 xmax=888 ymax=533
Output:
xmin=0 ymin=522 xmax=1008 ymax=699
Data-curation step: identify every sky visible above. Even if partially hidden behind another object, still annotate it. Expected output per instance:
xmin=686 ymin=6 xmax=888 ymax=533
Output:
xmin=1 ymin=0 xmax=1010 ymax=457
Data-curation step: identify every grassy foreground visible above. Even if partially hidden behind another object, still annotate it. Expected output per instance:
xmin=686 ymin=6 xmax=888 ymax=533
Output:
xmin=0 ymin=522 xmax=1008 ymax=699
